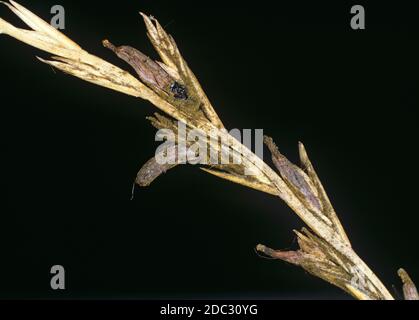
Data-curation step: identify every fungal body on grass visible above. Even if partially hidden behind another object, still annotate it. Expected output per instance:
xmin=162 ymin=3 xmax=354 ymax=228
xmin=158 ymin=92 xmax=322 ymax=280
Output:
xmin=0 ymin=1 xmax=415 ymax=300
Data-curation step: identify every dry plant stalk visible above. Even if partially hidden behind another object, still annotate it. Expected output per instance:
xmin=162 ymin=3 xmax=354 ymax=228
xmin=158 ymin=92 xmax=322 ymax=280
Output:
xmin=0 ymin=1 xmax=416 ymax=300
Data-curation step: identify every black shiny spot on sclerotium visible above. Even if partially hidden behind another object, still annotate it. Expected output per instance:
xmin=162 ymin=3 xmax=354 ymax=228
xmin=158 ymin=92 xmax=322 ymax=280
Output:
xmin=170 ymin=81 xmax=188 ymax=100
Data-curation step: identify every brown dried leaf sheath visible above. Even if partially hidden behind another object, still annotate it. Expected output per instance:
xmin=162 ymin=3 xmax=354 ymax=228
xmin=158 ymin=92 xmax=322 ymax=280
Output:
xmin=103 ymin=40 xmax=174 ymax=93
xmin=398 ymin=269 xmax=419 ymax=300
xmin=136 ymin=145 xmax=178 ymax=187
xmin=264 ymin=136 xmax=323 ymax=215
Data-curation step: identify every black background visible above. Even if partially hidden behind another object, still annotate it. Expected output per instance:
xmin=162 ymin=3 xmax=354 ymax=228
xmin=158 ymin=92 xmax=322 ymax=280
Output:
xmin=0 ymin=1 xmax=418 ymax=299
